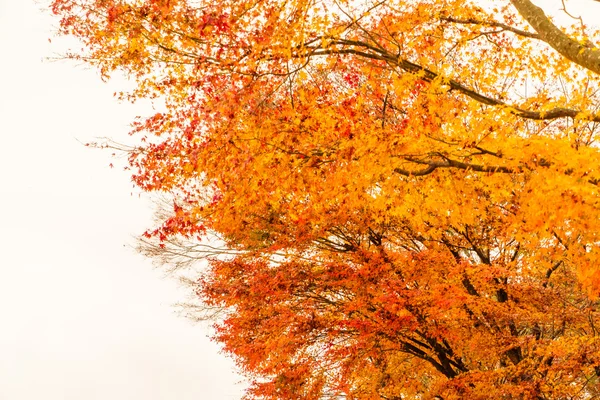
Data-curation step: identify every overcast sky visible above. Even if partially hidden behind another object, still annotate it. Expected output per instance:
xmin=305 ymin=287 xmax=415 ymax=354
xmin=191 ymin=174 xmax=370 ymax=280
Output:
xmin=0 ymin=1 xmax=246 ymax=399
xmin=1 ymin=1 xmax=600 ymax=399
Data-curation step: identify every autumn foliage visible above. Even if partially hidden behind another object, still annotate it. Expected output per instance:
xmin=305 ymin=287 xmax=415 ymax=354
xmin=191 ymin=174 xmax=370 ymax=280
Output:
xmin=51 ymin=0 xmax=600 ymax=398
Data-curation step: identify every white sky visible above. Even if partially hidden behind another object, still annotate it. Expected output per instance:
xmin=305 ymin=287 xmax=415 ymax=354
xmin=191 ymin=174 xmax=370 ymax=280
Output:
xmin=0 ymin=1 xmax=246 ymax=399
xmin=1 ymin=0 xmax=600 ymax=399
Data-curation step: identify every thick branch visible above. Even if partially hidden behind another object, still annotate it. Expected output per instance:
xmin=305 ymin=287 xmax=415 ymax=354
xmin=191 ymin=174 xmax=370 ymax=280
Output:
xmin=393 ymin=159 xmax=516 ymax=177
xmin=392 ymin=155 xmax=600 ymax=188
xmin=510 ymin=0 xmax=600 ymax=75
xmin=395 ymin=57 xmax=597 ymax=121
xmin=543 ymin=260 xmax=563 ymax=288
xmin=399 ymin=340 xmax=458 ymax=379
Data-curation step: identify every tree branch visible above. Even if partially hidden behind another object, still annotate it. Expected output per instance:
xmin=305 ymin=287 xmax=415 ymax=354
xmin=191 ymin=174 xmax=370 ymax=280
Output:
xmin=440 ymin=16 xmax=540 ymax=39
xmin=310 ymin=40 xmax=600 ymax=122
xmin=393 ymin=158 xmax=516 ymax=177
xmin=510 ymin=0 xmax=600 ymax=75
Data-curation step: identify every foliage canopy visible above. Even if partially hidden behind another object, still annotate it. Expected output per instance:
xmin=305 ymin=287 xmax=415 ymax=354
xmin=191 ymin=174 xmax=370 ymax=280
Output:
xmin=52 ymin=0 xmax=600 ymax=398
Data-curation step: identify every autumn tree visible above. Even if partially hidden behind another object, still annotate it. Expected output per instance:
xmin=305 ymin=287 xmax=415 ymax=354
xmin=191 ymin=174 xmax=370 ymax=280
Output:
xmin=51 ymin=0 xmax=600 ymax=398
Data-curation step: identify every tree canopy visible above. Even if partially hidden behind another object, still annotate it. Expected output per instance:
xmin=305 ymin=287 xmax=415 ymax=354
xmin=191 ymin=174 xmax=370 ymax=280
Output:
xmin=51 ymin=0 xmax=600 ymax=398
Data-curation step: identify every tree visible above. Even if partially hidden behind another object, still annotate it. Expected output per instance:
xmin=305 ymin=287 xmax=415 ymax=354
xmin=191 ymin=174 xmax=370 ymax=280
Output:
xmin=51 ymin=0 xmax=600 ymax=398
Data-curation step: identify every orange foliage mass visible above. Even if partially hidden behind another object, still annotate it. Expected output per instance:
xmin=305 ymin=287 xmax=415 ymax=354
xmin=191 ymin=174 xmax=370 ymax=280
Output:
xmin=51 ymin=0 xmax=600 ymax=398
